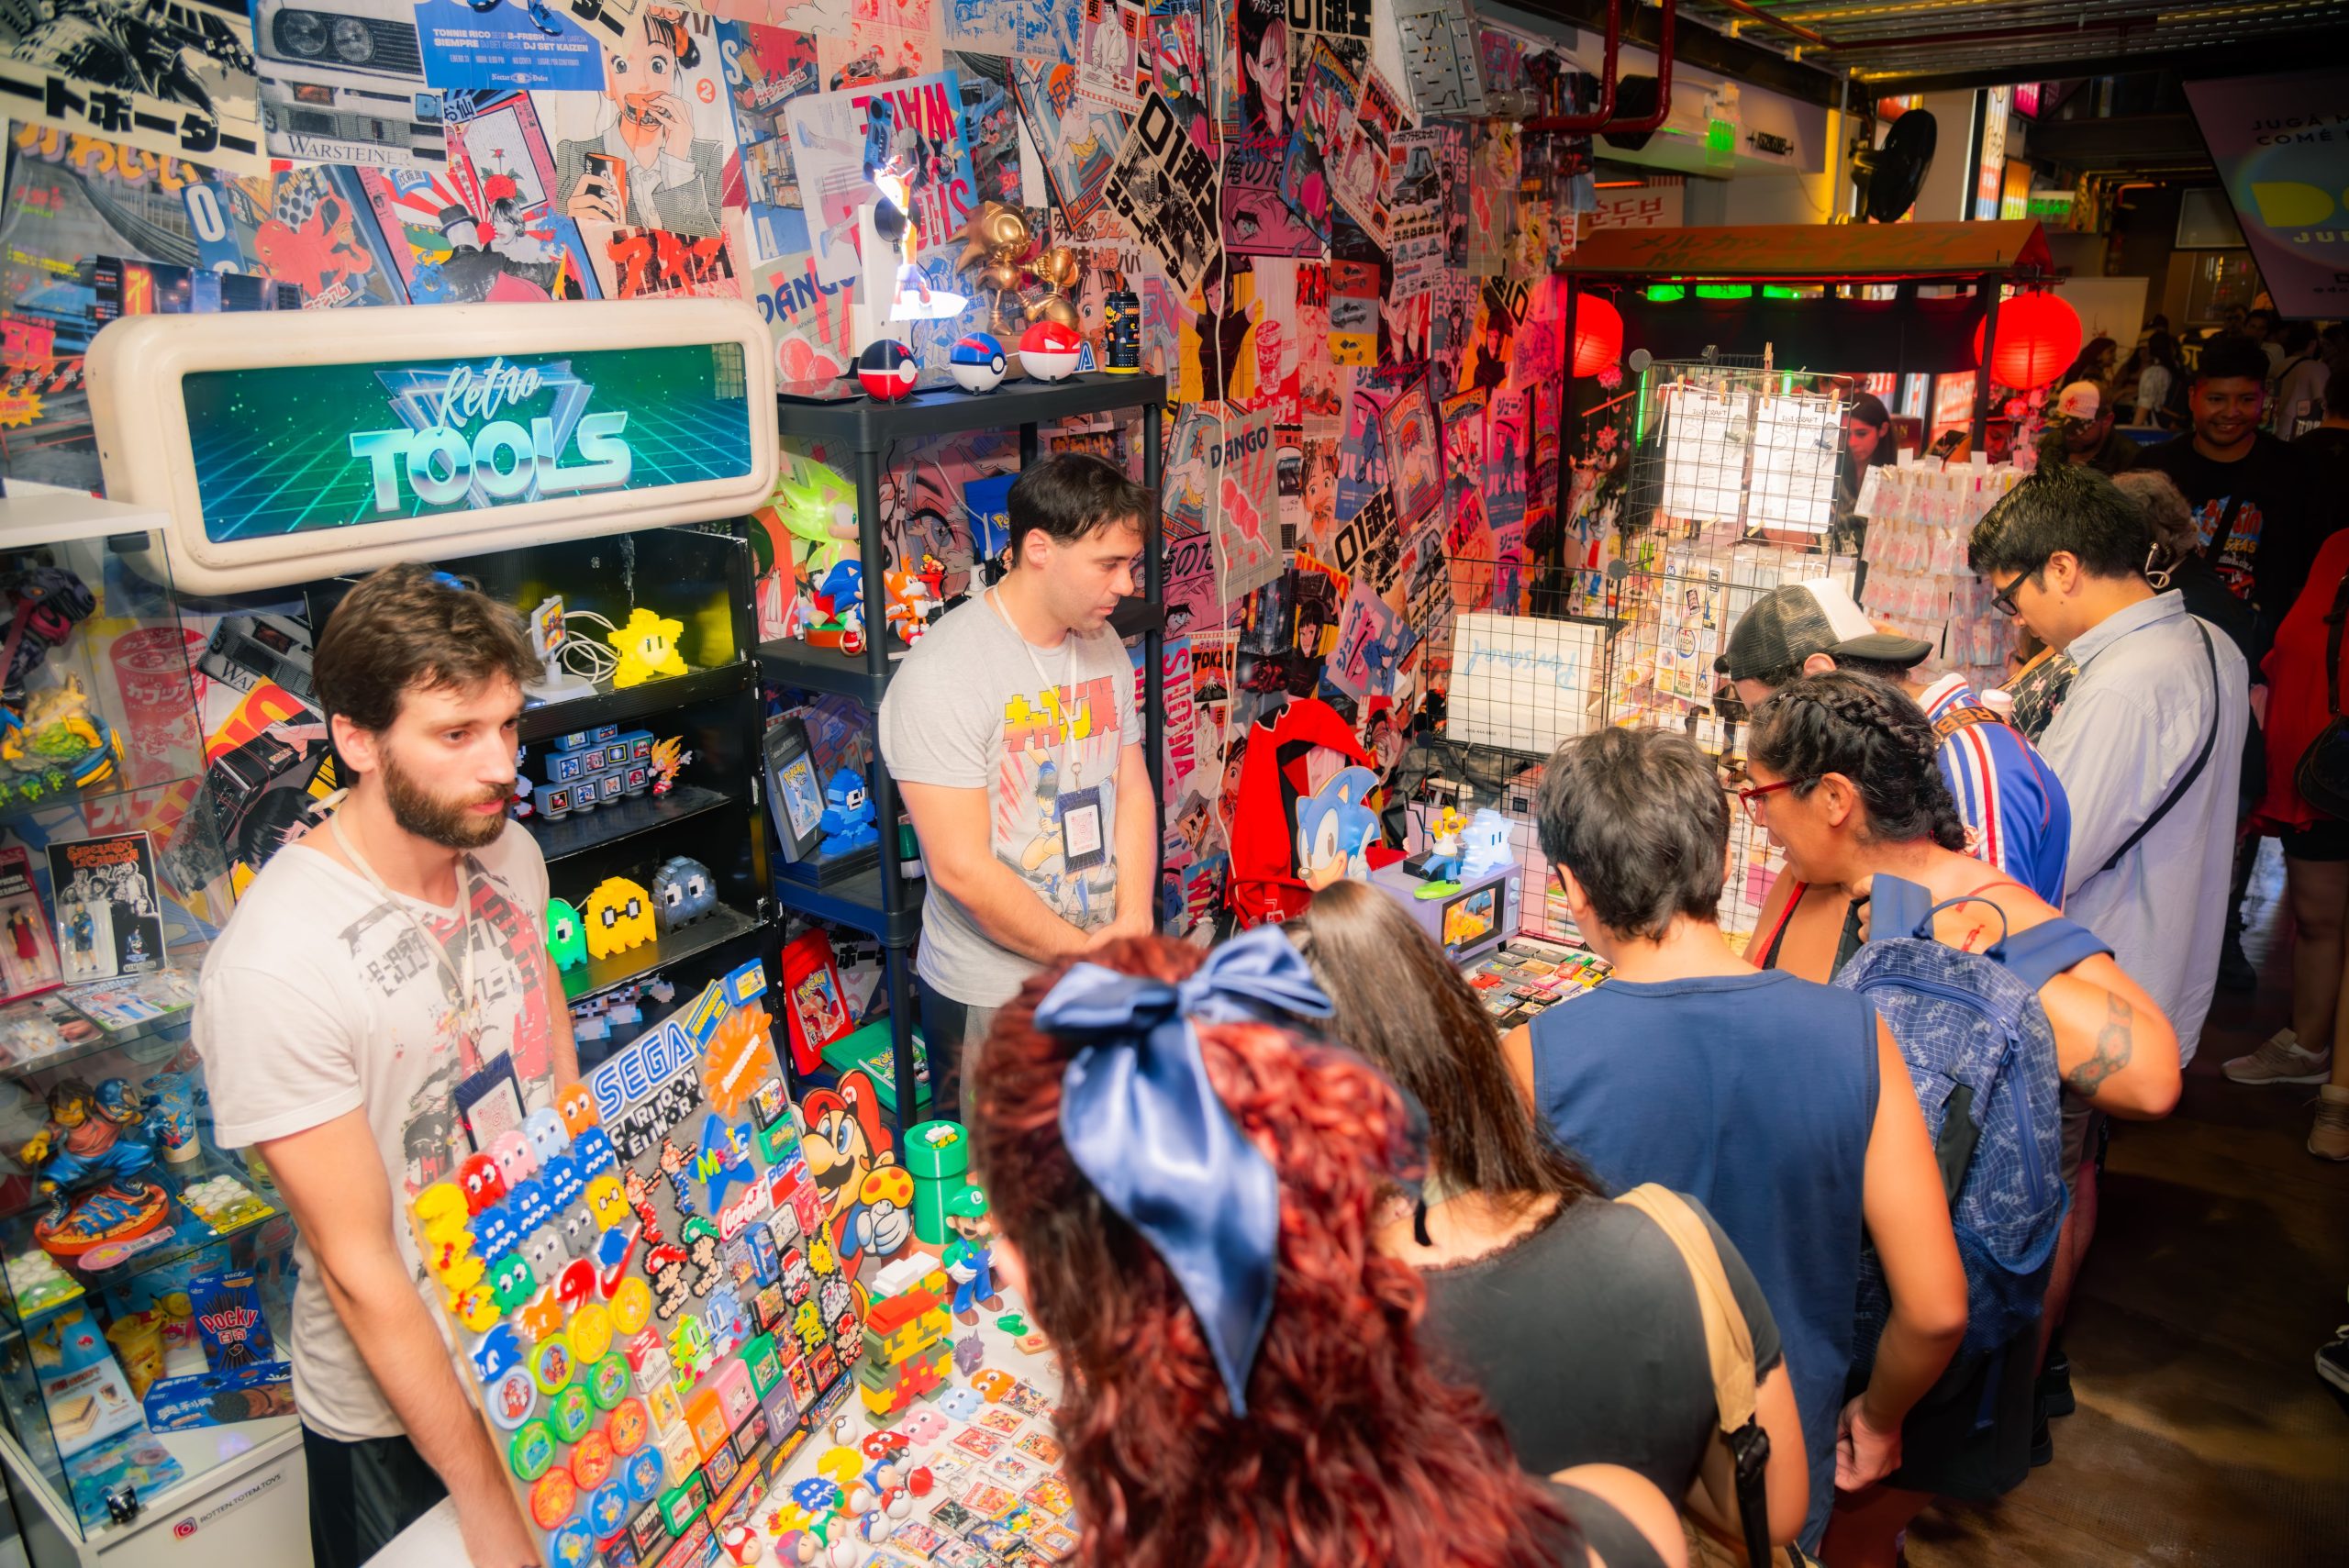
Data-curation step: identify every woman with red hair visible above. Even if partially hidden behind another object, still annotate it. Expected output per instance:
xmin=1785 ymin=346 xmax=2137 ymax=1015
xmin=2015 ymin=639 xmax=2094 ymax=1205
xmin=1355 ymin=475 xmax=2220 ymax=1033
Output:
xmin=969 ymin=927 xmax=1685 ymax=1568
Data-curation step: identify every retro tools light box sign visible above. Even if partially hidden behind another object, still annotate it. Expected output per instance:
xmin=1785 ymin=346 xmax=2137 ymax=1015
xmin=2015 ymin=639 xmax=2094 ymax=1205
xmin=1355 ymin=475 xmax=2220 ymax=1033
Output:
xmin=90 ymin=301 xmax=778 ymax=594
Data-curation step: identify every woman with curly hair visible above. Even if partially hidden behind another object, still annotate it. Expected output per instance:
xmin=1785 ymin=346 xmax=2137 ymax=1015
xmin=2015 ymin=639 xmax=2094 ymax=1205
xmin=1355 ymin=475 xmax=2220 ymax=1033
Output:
xmin=1742 ymin=672 xmax=2178 ymax=1565
xmin=968 ymin=927 xmax=1685 ymax=1568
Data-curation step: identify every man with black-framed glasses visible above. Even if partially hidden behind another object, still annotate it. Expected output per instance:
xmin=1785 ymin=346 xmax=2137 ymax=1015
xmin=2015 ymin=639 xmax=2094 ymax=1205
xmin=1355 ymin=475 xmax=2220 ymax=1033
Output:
xmin=1968 ymin=462 xmax=2249 ymax=1069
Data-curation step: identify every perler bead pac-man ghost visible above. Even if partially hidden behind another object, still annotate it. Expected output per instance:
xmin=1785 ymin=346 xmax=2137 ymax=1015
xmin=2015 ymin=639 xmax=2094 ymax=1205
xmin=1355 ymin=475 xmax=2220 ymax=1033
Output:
xmin=546 ymin=897 xmax=587 ymax=971
xmin=584 ymin=876 xmax=654 ymax=961
xmin=606 ymin=607 xmax=687 ymax=689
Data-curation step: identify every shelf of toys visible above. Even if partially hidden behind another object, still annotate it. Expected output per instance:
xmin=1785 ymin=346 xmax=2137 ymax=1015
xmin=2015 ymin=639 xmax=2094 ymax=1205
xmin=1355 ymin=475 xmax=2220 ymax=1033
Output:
xmin=0 ymin=493 xmax=309 ymax=1547
xmin=754 ymin=375 xmax=1169 ymax=1140
xmin=305 ymin=528 xmax=780 ymax=1026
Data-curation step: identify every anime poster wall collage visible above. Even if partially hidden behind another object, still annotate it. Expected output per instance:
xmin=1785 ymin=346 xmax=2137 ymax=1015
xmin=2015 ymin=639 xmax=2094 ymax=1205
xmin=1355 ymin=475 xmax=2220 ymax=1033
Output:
xmin=0 ymin=0 xmax=1598 ymax=939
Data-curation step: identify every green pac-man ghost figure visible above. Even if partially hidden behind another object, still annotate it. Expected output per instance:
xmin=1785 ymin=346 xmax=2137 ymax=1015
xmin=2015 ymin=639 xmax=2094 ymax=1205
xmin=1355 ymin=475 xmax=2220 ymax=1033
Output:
xmin=547 ymin=898 xmax=587 ymax=972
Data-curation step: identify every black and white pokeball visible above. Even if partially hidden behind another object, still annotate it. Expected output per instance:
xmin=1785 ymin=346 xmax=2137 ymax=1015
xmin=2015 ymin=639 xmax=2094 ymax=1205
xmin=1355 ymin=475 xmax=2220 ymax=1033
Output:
xmin=1018 ymin=321 xmax=1082 ymax=384
xmin=856 ymin=339 xmax=918 ymax=401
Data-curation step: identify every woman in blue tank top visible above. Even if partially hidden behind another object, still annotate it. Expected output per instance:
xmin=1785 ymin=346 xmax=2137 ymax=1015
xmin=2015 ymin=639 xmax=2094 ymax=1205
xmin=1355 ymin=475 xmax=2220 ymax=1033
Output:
xmin=1504 ymin=726 xmax=1968 ymax=1557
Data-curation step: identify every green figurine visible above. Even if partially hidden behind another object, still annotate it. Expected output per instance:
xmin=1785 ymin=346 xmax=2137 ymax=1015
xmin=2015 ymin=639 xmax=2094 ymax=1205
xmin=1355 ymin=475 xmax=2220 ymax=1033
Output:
xmin=941 ymin=1184 xmax=1005 ymax=1326
xmin=546 ymin=897 xmax=587 ymax=971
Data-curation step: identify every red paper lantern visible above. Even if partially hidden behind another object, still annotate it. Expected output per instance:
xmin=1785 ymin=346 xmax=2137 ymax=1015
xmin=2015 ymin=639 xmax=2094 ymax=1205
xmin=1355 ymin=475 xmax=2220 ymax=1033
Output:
xmin=1570 ymin=293 xmax=1624 ymax=378
xmin=1971 ymin=292 xmax=2081 ymax=390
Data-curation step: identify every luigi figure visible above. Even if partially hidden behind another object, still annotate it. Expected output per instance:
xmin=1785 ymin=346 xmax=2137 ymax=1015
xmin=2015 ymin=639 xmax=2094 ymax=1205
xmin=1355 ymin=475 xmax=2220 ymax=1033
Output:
xmin=941 ymin=1184 xmax=1006 ymax=1326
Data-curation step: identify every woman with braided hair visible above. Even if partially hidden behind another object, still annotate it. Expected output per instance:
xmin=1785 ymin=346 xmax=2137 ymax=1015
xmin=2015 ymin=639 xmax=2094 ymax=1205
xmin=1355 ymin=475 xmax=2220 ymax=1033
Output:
xmin=1742 ymin=672 xmax=2180 ymax=1566
xmin=1743 ymin=672 xmax=2179 ymax=1112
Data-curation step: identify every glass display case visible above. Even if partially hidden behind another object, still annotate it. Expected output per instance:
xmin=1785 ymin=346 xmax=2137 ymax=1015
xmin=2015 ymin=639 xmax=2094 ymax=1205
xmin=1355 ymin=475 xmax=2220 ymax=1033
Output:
xmin=0 ymin=490 xmax=305 ymax=1565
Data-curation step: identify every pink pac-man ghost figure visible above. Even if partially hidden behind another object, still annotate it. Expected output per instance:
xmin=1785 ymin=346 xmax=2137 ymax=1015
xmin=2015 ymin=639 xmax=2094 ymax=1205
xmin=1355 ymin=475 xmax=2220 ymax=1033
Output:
xmin=490 ymin=1130 xmax=537 ymax=1188
xmin=897 ymin=1407 xmax=949 ymax=1444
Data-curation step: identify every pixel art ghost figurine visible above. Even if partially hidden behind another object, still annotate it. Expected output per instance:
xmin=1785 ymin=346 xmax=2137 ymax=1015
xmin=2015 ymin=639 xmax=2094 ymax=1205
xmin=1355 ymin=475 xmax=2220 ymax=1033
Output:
xmin=584 ymin=877 xmax=655 ymax=960
xmin=546 ymin=898 xmax=587 ymax=971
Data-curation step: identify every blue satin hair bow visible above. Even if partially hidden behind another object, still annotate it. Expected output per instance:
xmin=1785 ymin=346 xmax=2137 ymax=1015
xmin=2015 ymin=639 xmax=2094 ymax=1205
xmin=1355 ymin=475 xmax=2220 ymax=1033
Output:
xmin=1034 ymin=926 xmax=1333 ymax=1417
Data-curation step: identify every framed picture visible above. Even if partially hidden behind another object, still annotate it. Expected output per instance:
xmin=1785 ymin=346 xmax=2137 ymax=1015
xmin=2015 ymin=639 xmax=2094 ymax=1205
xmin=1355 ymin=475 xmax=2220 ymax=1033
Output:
xmin=779 ymin=929 xmax=852 ymax=1074
xmin=763 ymin=715 xmax=827 ymax=863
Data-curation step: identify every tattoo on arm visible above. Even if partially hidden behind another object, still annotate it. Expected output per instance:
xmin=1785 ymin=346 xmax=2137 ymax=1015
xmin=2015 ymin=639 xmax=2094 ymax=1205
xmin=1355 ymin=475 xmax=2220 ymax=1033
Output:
xmin=2066 ymin=994 xmax=2134 ymax=1096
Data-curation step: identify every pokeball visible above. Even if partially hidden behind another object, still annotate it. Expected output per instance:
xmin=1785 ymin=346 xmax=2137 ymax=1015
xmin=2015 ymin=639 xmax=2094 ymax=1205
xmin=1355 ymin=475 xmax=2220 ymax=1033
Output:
xmin=948 ymin=333 xmax=1008 ymax=394
xmin=1018 ymin=321 xmax=1082 ymax=383
xmin=856 ymin=339 xmax=918 ymax=401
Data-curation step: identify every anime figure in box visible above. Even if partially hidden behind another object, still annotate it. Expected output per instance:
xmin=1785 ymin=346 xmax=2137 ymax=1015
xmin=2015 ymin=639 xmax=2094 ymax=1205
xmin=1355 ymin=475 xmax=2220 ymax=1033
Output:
xmin=941 ymin=1184 xmax=1005 ymax=1326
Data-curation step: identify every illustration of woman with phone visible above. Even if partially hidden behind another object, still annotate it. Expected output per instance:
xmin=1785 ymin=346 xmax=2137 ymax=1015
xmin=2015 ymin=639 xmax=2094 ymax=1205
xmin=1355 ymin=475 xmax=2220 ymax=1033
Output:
xmin=553 ymin=6 xmax=724 ymax=236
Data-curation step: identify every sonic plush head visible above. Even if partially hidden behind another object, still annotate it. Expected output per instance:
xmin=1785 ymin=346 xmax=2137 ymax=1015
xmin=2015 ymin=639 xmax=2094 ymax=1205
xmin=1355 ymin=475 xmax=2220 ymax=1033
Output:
xmin=1296 ymin=765 xmax=1381 ymax=889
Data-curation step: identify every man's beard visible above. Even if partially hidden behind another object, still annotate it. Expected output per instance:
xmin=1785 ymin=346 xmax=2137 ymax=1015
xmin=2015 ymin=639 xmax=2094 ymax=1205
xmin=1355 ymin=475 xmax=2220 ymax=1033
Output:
xmin=382 ymin=749 xmax=509 ymax=851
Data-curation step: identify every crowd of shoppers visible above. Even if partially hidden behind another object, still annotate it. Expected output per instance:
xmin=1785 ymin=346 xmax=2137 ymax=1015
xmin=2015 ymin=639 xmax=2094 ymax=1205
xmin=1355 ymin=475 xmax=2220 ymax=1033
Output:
xmin=938 ymin=326 xmax=2349 ymax=1568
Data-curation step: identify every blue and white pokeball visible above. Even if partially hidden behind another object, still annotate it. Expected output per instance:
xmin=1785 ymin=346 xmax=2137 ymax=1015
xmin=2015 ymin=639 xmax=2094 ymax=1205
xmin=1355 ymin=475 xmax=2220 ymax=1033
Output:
xmin=1019 ymin=320 xmax=1083 ymax=383
xmin=856 ymin=339 xmax=918 ymax=401
xmin=948 ymin=332 xmax=1008 ymax=394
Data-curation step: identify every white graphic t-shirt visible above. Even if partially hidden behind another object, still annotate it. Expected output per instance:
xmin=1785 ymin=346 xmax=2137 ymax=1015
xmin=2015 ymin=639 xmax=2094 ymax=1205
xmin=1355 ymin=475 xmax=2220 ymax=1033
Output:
xmin=196 ymin=822 xmax=560 ymax=1442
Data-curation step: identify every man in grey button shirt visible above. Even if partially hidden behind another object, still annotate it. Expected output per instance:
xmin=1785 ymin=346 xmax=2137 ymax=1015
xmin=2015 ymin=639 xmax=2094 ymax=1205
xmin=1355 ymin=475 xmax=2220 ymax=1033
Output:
xmin=1970 ymin=462 xmax=2247 ymax=1066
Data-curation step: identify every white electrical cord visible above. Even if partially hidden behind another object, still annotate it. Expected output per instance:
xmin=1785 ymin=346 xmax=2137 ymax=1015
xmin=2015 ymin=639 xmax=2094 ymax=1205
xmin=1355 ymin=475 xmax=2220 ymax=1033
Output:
xmin=553 ymin=608 xmax=621 ymax=682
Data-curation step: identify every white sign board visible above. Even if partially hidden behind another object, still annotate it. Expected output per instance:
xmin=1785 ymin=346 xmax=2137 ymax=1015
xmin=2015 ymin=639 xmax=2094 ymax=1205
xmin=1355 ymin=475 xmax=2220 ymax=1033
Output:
xmin=1450 ymin=612 xmax=1609 ymax=756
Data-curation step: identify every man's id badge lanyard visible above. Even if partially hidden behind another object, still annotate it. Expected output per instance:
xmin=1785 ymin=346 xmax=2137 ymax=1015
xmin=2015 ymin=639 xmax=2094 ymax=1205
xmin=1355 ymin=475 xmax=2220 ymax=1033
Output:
xmin=989 ymin=589 xmax=1107 ymax=875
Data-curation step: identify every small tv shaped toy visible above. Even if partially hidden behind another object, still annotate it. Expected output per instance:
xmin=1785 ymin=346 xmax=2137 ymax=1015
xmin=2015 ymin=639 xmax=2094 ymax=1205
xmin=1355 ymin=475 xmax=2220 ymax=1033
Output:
xmin=1369 ymin=862 xmax=1520 ymax=965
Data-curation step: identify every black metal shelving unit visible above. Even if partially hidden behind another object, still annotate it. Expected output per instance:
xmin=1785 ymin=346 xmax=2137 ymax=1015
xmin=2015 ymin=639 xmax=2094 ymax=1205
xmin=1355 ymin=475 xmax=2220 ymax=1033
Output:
xmin=759 ymin=373 xmax=1168 ymax=1135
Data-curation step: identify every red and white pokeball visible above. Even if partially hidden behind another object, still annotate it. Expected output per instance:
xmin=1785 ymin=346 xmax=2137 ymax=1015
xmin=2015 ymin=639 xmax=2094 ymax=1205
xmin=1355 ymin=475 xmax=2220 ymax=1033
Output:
xmin=1018 ymin=320 xmax=1083 ymax=383
xmin=856 ymin=339 xmax=918 ymax=401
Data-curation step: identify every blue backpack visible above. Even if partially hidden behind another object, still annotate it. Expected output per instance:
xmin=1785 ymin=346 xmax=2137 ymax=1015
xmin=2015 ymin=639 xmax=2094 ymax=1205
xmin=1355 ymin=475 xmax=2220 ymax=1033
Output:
xmin=1833 ymin=876 xmax=2111 ymax=1362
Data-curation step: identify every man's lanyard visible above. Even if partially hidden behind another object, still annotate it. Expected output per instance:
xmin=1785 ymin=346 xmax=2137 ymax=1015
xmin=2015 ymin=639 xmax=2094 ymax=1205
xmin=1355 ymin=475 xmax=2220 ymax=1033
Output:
xmin=988 ymin=588 xmax=1107 ymax=873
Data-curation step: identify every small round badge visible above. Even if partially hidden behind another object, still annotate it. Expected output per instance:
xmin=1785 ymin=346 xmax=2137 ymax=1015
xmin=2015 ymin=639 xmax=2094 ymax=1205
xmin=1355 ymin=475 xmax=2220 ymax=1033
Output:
xmin=531 ymin=1331 xmax=574 ymax=1395
xmin=484 ymin=1365 xmax=536 ymax=1431
xmin=570 ymin=1429 xmax=614 ymax=1491
xmin=507 ymin=1420 xmax=556 ymax=1483
xmin=607 ymin=1396 xmax=650 ymax=1455
xmin=569 ymin=1301 xmax=615 ymax=1364
xmin=529 ymin=1466 xmax=577 ymax=1530
xmin=550 ymin=1383 xmax=595 ymax=1444
xmin=587 ymin=1479 xmax=632 ymax=1538
xmin=547 ymin=1520 xmax=595 ymax=1568
xmin=609 ymin=1276 xmax=653 ymax=1336
xmin=623 ymin=1446 xmax=665 ymax=1505
xmin=589 ymin=1351 xmax=632 ymax=1411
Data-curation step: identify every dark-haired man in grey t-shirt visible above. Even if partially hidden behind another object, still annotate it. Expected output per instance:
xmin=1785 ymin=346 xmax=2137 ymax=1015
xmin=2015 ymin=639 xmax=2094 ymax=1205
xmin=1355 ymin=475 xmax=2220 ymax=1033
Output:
xmin=880 ymin=454 xmax=1160 ymax=1117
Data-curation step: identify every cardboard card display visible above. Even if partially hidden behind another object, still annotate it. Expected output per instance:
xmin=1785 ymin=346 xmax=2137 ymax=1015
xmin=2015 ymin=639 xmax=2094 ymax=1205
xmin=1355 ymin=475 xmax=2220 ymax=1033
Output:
xmin=0 ymin=846 xmax=61 ymax=1001
xmin=406 ymin=960 xmax=863 ymax=1568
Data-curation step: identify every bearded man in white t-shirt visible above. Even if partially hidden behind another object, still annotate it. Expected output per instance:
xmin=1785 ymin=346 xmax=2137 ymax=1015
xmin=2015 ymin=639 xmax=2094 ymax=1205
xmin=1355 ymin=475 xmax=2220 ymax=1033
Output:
xmin=196 ymin=564 xmax=574 ymax=1568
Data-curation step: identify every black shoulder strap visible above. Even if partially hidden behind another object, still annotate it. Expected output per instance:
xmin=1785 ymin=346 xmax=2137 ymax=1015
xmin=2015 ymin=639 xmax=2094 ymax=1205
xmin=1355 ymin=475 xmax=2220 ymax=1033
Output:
xmin=2096 ymin=620 xmax=2219 ymax=877
xmin=2323 ymin=566 xmax=2349 ymax=718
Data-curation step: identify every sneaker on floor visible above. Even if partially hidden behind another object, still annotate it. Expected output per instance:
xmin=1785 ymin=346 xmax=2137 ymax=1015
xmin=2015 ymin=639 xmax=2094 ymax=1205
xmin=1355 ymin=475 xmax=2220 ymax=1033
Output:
xmin=2218 ymin=931 xmax=2258 ymax=992
xmin=2224 ymin=1029 xmax=2332 ymax=1084
xmin=2319 ymin=1328 xmax=2349 ymax=1396
xmin=2038 ymin=1350 xmax=2076 ymax=1418
xmin=2311 ymin=1086 xmax=2349 ymax=1162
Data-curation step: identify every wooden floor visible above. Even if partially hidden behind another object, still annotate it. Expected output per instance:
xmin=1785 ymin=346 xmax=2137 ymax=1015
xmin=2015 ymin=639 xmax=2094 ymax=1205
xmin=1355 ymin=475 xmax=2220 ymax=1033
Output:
xmin=1908 ymin=848 xmax=2349 ymax=1566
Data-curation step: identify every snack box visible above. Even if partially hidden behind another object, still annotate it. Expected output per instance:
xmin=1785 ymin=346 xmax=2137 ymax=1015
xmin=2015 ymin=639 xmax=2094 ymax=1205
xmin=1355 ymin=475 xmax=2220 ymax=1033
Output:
xmin=142 ymin=1360 xmax=295 ymax=1432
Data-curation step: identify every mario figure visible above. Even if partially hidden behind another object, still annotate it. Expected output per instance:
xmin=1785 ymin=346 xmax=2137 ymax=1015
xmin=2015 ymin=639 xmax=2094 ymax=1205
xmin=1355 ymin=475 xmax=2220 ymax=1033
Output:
xmin=798 ymin=1071 xmax=895 ymax=1257
xmin=941 ymin=1185 xmax=1005 ymax=1326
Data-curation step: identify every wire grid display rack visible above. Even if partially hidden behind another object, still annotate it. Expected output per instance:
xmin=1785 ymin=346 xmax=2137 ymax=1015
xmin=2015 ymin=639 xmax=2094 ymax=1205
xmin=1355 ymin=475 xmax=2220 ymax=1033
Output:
xmin=1409 ymin=358 xmax=1863 ymax=942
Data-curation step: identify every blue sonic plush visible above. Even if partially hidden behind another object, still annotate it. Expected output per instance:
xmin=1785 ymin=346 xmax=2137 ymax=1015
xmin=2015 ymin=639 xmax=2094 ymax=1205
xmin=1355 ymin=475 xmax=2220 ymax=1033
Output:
xmin=1296 ymin=765 xmax=1382 ymax=888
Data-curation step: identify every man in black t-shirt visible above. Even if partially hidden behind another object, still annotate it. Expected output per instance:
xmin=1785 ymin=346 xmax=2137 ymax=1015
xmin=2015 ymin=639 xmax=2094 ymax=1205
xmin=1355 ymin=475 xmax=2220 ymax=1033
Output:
xmin=2141 ymin=334 xmax=2315 ymax=993
xmin=2142 ymin=334 xmax=2318 ymax=637
xmin=2294 ymin=359 xmax=2349 ymax=548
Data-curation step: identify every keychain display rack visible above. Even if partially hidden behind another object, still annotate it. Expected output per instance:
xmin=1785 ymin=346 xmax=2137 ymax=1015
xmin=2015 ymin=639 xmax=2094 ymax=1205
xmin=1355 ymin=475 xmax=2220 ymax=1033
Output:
xmin=1420 ymin=358 xmax=1863 ymax=941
